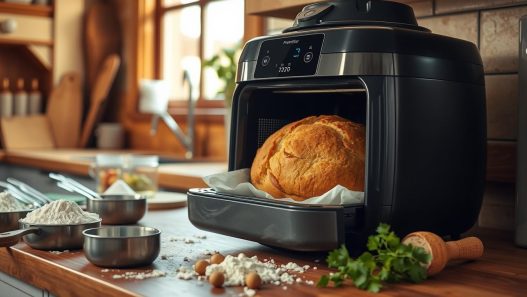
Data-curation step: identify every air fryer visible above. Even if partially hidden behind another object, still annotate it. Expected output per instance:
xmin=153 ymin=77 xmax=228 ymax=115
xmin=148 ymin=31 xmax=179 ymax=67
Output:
xmin=187 ymin=0 xmax=486 ymax=252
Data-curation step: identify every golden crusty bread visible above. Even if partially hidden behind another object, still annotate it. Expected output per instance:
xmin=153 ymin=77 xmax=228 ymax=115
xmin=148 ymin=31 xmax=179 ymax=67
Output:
xmin=250 ymin=115 xmax=365 ymax=201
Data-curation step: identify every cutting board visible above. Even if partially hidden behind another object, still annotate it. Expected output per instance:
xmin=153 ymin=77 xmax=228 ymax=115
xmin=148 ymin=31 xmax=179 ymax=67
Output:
xmin=148 ymin=191 xmax=187 ymax=210
xmin=46 ymin=73 xmax=82 ymax=148
xmin=0 ymin=115 xmax=55 ymax=150
xmin=84 ymin=1 xmax=121 ymax=90
xmin=78 ymin=54 xmax=121 ymax=148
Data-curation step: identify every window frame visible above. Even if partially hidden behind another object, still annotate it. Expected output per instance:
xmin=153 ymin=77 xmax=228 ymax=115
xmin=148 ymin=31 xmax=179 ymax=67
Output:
xmin=140 ymin=0 xmax=263 ymax=119
xmin=154 ymin=0 xmax=235 ymax=110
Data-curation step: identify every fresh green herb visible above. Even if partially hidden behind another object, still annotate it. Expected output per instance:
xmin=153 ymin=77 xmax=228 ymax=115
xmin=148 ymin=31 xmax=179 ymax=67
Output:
xmin=317 ymin=223 xmax=431 ymax=293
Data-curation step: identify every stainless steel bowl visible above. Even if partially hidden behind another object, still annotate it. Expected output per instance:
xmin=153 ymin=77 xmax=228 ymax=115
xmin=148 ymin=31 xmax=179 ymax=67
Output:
xmin=0 ymin=210 xmax=31 ymax=233
xmin=83 ymin=226 xmax=160 ymax=268
xmin=86 ymin=194 xmax=147 ymax=225
xmin=0 ymin=220 xmax=102 ymax=250
xmin=20 ymin=221 xmax=102 ymax=250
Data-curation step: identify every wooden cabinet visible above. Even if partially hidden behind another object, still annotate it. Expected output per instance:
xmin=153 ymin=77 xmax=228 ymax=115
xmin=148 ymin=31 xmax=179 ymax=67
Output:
xmin=0 ymin=2 xmax=53 ymax=115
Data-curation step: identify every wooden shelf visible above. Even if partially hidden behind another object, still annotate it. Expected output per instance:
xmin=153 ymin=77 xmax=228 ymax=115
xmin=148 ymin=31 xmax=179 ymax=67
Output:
xmin=0 ymin=2 xmax=53 ymax=17
xmin=0 ymin=37 xmax=52 ymax=47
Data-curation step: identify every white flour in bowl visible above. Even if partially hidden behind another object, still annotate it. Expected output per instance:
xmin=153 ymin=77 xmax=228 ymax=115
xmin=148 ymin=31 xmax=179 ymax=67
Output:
xmin=104 ymin=179 xmax=136 ymax=195
xmin=20 ymin=200 xmax=100 ymax=224
xmin=0 ymin=191 xmax=24 ymax=212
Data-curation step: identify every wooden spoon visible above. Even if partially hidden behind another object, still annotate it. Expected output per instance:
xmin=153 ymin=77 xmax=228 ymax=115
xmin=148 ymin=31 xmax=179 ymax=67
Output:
xmin=402 ymin=231 xmax=484 ymax=276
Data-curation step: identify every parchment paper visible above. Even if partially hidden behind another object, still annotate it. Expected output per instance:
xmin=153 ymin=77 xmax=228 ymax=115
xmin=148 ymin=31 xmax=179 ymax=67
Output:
xmin=203 ymin=169 xmax=364 ymax=205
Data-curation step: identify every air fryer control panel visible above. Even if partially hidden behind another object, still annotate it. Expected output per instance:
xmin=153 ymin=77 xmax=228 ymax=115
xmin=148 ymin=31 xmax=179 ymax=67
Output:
xmin=254 ymin=34 xmax=324 ymax=78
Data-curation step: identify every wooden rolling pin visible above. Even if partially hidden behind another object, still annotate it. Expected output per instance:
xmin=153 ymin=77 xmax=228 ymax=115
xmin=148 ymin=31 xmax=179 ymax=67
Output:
xmin=402 ymin=232 xmax=484 ymax=276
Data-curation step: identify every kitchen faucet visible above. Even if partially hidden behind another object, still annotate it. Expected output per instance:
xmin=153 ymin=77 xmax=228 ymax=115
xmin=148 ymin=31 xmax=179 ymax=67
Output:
xmin=149 ymin=71 xmax=194 ymax=159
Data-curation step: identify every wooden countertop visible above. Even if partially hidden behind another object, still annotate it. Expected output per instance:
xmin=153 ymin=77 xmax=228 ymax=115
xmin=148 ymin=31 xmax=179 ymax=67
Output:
xmin=1 ymin=149 xmax=227 ymax=191
xmin=1 ymin=208 xmax=526 ymax=297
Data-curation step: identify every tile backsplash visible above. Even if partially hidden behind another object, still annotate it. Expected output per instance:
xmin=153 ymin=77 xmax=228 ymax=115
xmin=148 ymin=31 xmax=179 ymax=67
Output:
xmin=406 ymin=0 xmax=526 ymax=230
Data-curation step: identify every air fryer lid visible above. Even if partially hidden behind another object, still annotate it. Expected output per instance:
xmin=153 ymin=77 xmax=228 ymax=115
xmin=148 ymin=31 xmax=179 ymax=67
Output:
xmin=284 ymin=0 xmax=429 ymax=33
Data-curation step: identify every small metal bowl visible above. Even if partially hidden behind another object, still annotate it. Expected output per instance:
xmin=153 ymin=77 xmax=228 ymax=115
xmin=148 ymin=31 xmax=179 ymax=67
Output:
xmin=0 ymin=220 xmax=102 ymax=250
xmin=86 ymin=194 xmax=147 ymax=225
xmin=83 ymin=226 xmax=160 ymax=268
xmin=0 ymin=210 xmax=32 ymax=233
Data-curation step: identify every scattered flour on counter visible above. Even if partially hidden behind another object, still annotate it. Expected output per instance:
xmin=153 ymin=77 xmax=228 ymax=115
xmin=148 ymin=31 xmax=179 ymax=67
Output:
xmin=205 ymin=253 xmax=300 ymax=287
xmin=104 ymin=179 xmax=136 ymax=195
xmin=242 ymin=287 xmax=256 ymax=297
xmin=20 ymin=200 xmax=100 ymax=224
xmin=168 ymin=237 xmax=200 ymax=244
xmin=49 ymin=250 xmax=69 ymax=255
xmin=111 ymin=270 xmax=166 ymax=280
xmin=0 ymin=191 xmax=24 ymax=212
xmin=176 ymin=266 xmax=197 ymax=280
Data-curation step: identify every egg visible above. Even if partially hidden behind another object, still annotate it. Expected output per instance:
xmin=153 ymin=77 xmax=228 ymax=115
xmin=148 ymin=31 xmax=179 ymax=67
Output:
xmin=245 ymin=272 xmax=261 ymax=289
xmin=194 ymin=259 xmax=209 ymax=275
xmin=209 ymin=271 xmax=225 ymax=288
xmin=210 ymin=253 xmax=225 ymax=264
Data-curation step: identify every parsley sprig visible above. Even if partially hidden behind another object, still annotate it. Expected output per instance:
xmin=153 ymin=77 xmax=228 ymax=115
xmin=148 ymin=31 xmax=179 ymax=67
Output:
xmin=317 ymin=223 xmax=431 ymax=293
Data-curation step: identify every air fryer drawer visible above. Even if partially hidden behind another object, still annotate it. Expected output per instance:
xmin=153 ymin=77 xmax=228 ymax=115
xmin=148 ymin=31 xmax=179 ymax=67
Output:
xmin=187 ymin=188 xmax=363 ymax=251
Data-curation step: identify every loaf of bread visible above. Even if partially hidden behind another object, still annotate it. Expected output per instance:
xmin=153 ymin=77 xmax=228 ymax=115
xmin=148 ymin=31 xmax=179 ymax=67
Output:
xmin=250 ymin=115 xmax=365 ymax=201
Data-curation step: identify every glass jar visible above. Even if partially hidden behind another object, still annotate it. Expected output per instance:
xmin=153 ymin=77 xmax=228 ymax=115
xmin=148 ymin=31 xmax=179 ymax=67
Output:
xmin=91 ymin=154 xmax=125 ymax=193
xmin=122 ymin=155 xmax=159 ymax=198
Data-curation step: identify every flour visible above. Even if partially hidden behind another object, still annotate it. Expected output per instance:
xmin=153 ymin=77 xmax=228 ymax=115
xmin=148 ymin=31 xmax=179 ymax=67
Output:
xmin=205 ymin=253 xmax=301 ymax=287
xmin=110 ymin=270 xmax=166 ymax=280
xmin=104 ymin=179 xmax=136 ymax=195
xmin=176 ymin=266 xmax=197 ymax=280
xmin=20 ymin=200 xmax=100 ymax=224
xmin=0 ymin=191 xmax=24 ymax=212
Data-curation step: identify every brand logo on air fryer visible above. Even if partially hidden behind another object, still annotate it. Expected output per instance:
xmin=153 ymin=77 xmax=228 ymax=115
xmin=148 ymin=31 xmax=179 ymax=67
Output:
xmin=283 ymin=39 xmax=299 ymax=45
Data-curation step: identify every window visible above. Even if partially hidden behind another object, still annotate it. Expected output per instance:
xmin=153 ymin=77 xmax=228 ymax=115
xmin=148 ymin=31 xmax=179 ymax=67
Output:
xmin=157 ymin=0 xmax=244 ymax=103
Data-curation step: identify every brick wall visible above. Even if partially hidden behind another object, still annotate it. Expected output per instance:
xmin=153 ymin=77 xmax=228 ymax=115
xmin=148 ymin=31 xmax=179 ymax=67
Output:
xmin=402 ymin=0 xmax=526 ymax=230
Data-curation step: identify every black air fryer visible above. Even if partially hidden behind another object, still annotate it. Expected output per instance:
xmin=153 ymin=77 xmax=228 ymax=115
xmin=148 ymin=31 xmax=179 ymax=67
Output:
xmin=187 ymin=0 xmax=486 ymax=252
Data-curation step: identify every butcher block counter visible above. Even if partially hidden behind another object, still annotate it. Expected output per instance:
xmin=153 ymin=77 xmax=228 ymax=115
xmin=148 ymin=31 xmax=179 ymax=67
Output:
xmin=1 ymin=149 xmax=527 ymax=296
xmin=1 ymin=207 xmax=527 ymax=297
xmin=1 ymin=149 xmax=227 ymax=191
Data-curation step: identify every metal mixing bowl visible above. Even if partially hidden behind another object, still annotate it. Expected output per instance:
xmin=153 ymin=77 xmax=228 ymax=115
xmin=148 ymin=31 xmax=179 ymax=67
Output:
xmin=0 ymin=220 xmax=102 ymax=250
xmin=83 ymin=226 xmax=160 ymax=268
xmin=0 ymin=210 xmax=32 ymax=233
xmin=86 ymin=194 xmax=147 ymax=225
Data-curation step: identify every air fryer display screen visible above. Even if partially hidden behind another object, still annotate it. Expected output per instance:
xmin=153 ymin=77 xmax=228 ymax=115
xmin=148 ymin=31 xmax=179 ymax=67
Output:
xmin=254 ymin=34 xmax=324 ymax=78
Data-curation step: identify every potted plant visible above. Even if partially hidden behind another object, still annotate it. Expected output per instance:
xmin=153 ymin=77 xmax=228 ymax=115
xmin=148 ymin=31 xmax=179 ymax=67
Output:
xmin=204 ymin=45 xmax=241 ymax=155
xmin=203 ymin=45 xmax=240 ymax=107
